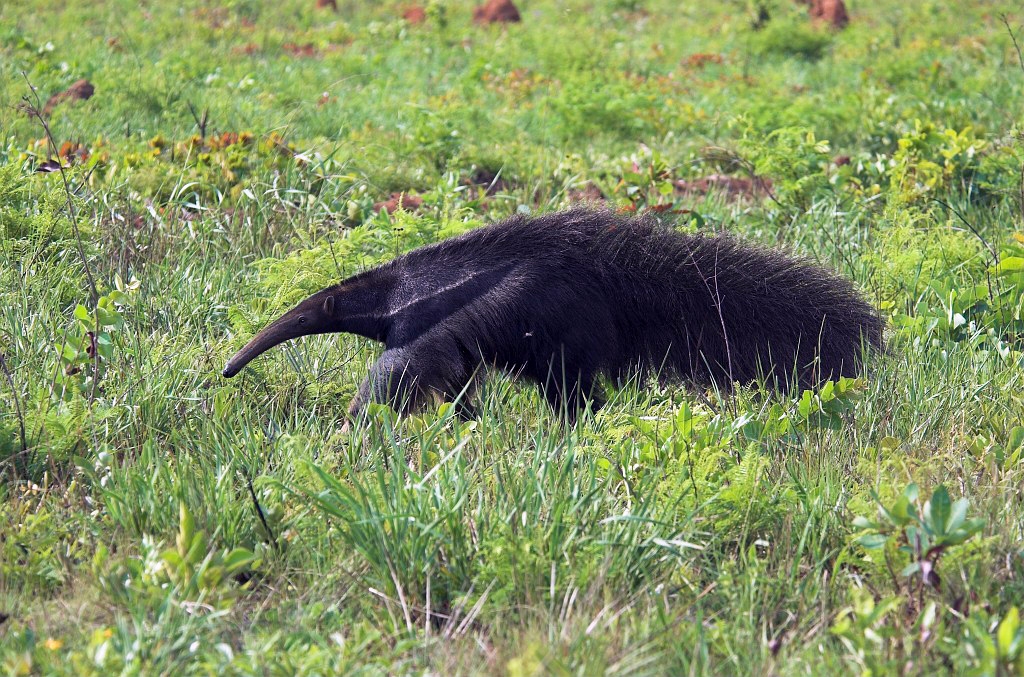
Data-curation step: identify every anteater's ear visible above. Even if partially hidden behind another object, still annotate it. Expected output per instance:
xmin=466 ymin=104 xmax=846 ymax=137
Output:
xmin=323 ymin=295 xmax=335 ymax=315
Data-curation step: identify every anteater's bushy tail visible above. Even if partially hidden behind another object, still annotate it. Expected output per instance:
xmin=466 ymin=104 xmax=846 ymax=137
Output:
xmin=517 ymin=209 xmax=885 ymax=390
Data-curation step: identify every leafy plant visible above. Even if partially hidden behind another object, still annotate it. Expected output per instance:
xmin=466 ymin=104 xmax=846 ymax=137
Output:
xmin=830 ymin=589 xmax=906 ymax=676
xmin=889 ymin=122 xmax=985 ymax=203
xmin=750 ymin=19 xmax=833 ymax=61
xmin=95 ymin=501 xmax=258 ymax=610
xmin=735 ymin=123 xmax=836 ymax=211
xmin=54 ymin=276 xmax=138 ymax=402
xmin=853 ymin=483 xmax=985 ymax=594
xmin=961 ymin=606 xmax=1024 ymax=675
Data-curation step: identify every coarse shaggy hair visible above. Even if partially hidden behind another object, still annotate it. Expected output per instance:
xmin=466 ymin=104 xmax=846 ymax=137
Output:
xmin=225 ymin=208 xmax=885 ymax=418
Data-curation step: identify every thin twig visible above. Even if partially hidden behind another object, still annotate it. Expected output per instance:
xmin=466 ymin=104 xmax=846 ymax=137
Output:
xmin=187 ymin=102 xmax=209 ymax=138
xmin=933 ymin=198 xmax=999 ymax=302
xmin=997 ymin=13 xmax=1024 ymax=226
xmin=1019 ymin=162 xmax=1024 ymax=226
xmin=243 ymin=467 xmax=280 ymax=551
xmin=0 ymin=352 xmax=28 ymax=455
xmin=21 ymin=73 xmax=99 ymax=304
xmin=1001 ymin=14 xmax=1024 ymax=77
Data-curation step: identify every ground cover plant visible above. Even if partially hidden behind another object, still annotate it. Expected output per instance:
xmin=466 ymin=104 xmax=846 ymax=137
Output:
xmin=1 ymin=0 xmax=1023 ymax=673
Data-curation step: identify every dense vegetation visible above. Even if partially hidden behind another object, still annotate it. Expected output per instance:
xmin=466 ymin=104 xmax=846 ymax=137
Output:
xmin=2 ymin=0 xmax=1023 ymax=673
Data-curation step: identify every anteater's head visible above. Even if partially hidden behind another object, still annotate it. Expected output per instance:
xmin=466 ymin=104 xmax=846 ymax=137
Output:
xmin=223 ymin=289 xmax=341 ymax=378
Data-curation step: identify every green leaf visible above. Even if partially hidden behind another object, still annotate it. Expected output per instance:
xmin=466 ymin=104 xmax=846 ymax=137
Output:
xmin=95 ymin=306 xmax=119 ymax=328
xmin=185 ymin=530 xmax=208 ymax=566
xmin=798 ymin=390 xmax=814 ymax=419
xmin=852 ymin=516 xmax=877 ymax=530
xmin=928 ymin=485 xmax=951 ymax=535
xmin=890 ymin=495 xmax=914 ymax=525
xmin=856 ymin=533 xmax=889 ymax=550
xmin=964 ymin=518 xmax=986 ymax=535
xmin=73 ymin=304 xmax=90 ymax=322
xmin=178 ymin=501 xmax=195 ymax=556
xmin=869 ymin=596 xmax=903 ymax=624
xmin=995 ymin=256 xmax=1024 ymax=274
xmin=222 ymin=548 xmax=257 ymax=574
xmin=947 ymin=498 xmax=968 ymax=533
xmin=61 ymin=341 xmax=80 ymax=360
xmin=998 ymin=607 xmax=1020 ymax=658
xmin=161 ymin=550 xmax=184 ymax=570
xmin=1009 ymin=426 xmax=1024 ymax=453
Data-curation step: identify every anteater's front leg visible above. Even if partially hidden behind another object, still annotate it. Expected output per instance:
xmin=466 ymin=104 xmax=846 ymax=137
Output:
xmin=346 ymin=348 xmax=422 ymax=425
xmin=345 ymin=337 xmax=477 ymax=427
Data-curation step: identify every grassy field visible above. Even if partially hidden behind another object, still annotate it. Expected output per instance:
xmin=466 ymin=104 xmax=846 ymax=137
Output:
xmin=2 ymin=0 xmax=1024 ymax=673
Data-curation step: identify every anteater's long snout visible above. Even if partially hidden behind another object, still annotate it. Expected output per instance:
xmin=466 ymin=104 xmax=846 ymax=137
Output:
xmin=223 ymin=346 xmax=257 ymax=378
xmin=222 ymin=315 xmax=304 ymax=378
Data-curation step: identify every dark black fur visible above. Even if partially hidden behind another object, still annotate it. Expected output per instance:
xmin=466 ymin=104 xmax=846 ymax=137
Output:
xmin=224 ymin=209 xmax=884 ymax=420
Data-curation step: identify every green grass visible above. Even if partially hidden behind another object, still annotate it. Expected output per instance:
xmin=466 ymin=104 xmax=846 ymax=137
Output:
xmin=2 ymin=0 xmax=1024 ymax=673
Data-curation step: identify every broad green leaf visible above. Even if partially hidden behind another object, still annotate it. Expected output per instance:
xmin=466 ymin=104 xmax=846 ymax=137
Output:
xmin=995 ymin=256 xmax=1024 ymax=274
xmin=876 ymin=436 xmax=901 ymax=450
xmin=852 ymin=516 xmax=877 ymax=530
xmin=856 ymin=534 xmax=889 ymax=550
xmin=928 ymin=486 xmax=951 ymax=535
xmin=162 ymin=550 xmax=184 ymax=569
xmin=61 ymin=342 xmax=80 ymax=360
xmin=222 ymin=548 xmax=257 ymax=574
xmin=918 ymin=602 xmax=937 ymax=631
xmin=95 ymin=306 xmax=117 ymax=327
xmin=798 ymin=390 xmax=814 ymax=419
xmin=998 ymin=607 xmax=1020 ymax=657
xmin=185 ymin=530 xmax=209 ymax=566
xmin=891 ymin=495 xmax=913 ymax=525
xmin=947 ymin=498 xmax=968 ymax=533
xmin=1009 ymin=426 xmax=1024 ymax=453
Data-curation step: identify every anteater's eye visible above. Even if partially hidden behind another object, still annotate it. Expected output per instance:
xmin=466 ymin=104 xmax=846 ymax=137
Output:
xmin=298 ymin=316 xmax=307 ymax=324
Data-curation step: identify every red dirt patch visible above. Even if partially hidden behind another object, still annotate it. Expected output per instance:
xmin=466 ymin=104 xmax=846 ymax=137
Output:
xmin=403 ymin=6 xmax=427 ymax=23
xmin=675 ymin=174 xmax=773 ymax=200
xmin=473 ymin=0 xmax=521 ymax=24
xmin=683 ymin=53 xmax=724 ymax=70
xmin=57 ymin=141 xmax=90 ymax=165
xmin=283 ymin=42 xmax=319 ymax=58
xmin=234 ymin=43 xmax=261 ymax=56
xmin=43 ymin=79 xmax=94 ymax=116
xmin=316 ymin=0 xmax=337 ymax=11
xmin=192 ymin=7 xmax=230 ymax=28
xmin=808 ymin=0 xmax=848 ymax=29
xmin=373 ymin=193 xmax=424 ymax=214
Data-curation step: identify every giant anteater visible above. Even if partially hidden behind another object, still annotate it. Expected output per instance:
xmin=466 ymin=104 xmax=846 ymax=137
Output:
xmin=223 ymin=208 xmax=883 ymax=421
